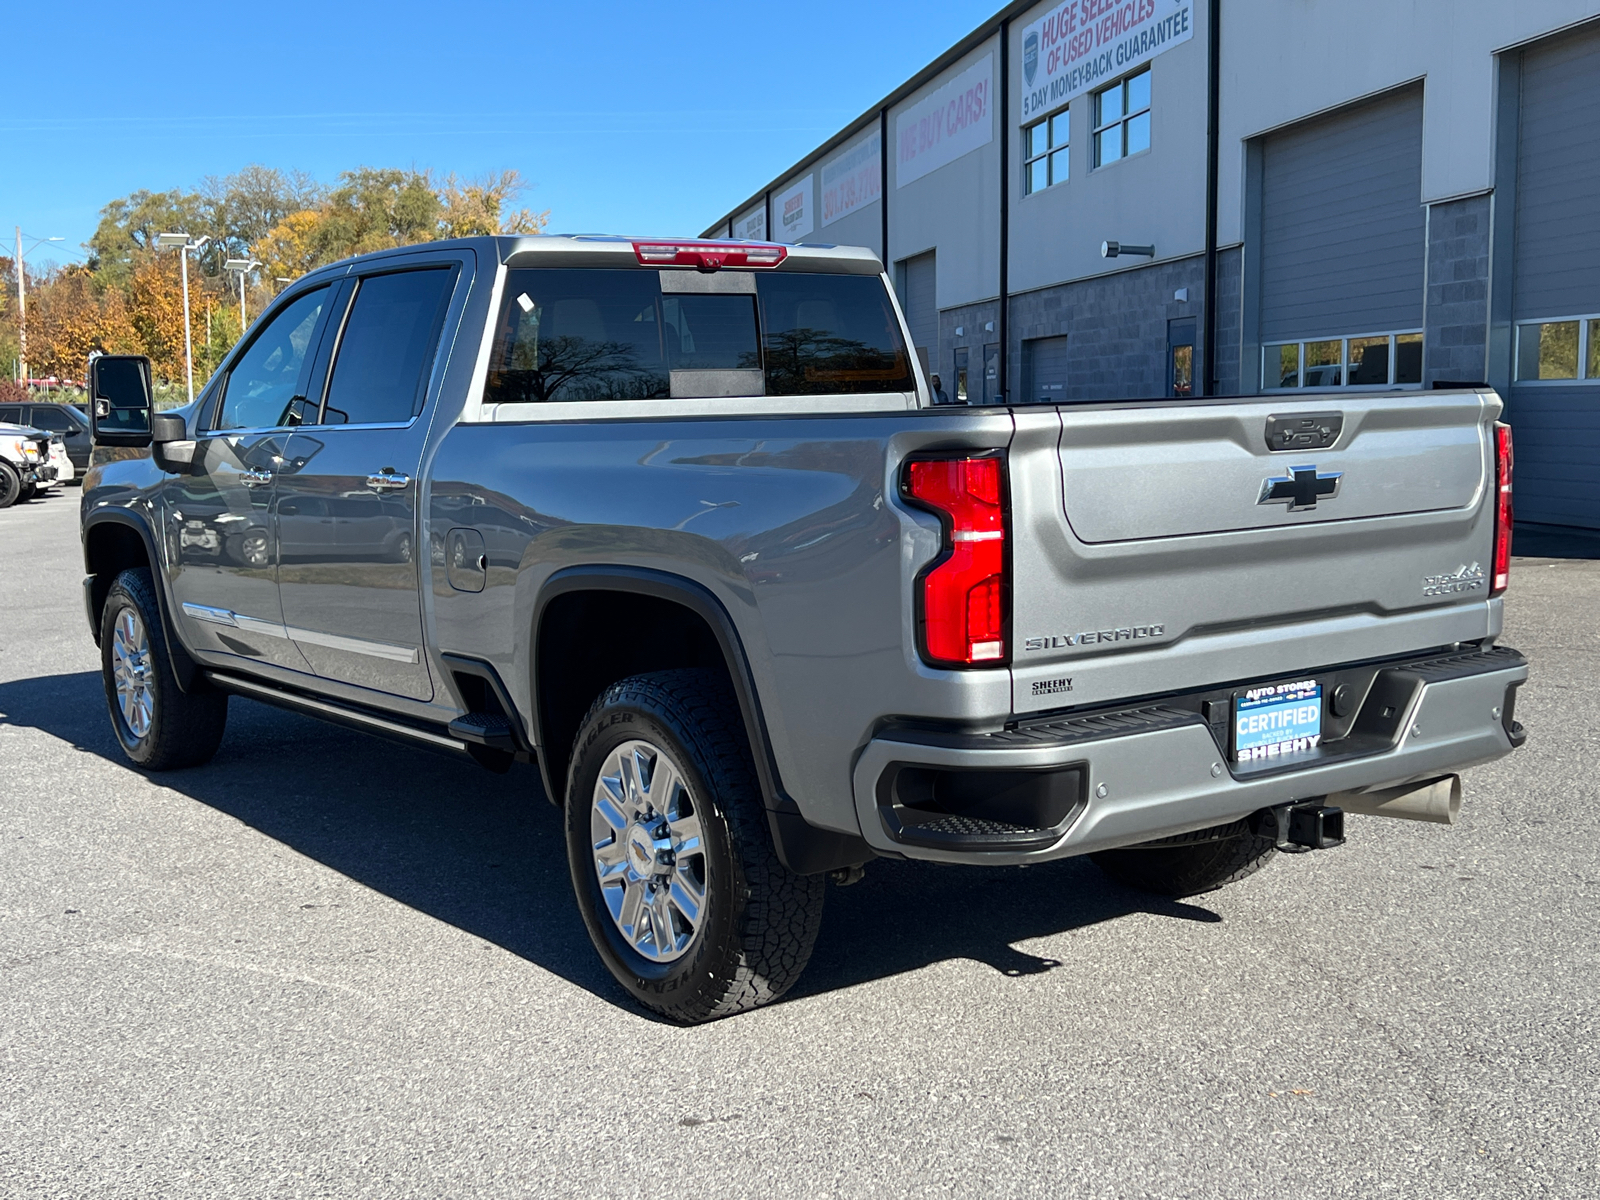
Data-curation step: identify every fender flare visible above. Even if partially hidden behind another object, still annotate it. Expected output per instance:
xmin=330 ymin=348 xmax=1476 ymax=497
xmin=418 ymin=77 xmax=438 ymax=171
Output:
xmin=82 ymin=506 xmax=202 ymax=693
xmin=532 ymin=565 xmax=872 ymax=875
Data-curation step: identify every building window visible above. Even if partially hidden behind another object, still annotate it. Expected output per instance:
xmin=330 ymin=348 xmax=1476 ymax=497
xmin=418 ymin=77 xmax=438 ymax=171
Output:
xmin=1514 ymin=316 xmax=1600 ymax=382
xmin=1024 ymin=108 xmax=1069 ymax=194
xmin=1262 ymin=331 xmax=1423 ymax=390
xmin=1092 ymin=68 xmax=1151 ymax=167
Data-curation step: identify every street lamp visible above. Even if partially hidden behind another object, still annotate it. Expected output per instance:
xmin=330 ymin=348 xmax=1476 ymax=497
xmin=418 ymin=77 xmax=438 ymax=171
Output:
xmin=156 ymin=232 xmax=209 ymax=404
xmin=224 ymin=258 xmax=262 ymax=328
xmin=12 ymin=228 xmax=63 ymax=387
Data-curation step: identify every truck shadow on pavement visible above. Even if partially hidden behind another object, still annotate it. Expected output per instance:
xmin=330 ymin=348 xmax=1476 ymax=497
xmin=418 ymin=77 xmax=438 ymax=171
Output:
xmin=2 ymin=671 xmax=1222 ymax=1015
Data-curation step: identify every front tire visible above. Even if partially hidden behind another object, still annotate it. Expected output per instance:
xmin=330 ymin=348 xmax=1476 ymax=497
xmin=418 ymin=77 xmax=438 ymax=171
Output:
xmin=565 ymin=669 xmax=825 ymax=1024
xmin=100 ymin=568 xmax=229 ymax=770
xmin=0 ymin=462 xmax=20 ymax=508
xmin=1090 ymin=818 xmax=1276 ymax=897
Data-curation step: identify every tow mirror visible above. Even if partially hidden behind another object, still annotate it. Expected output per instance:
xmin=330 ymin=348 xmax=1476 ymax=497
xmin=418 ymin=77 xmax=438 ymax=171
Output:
xmin=89 ymin=355 xmax=154 ymax=447
xmin=151 ymin=412 xmax=197 ymax=471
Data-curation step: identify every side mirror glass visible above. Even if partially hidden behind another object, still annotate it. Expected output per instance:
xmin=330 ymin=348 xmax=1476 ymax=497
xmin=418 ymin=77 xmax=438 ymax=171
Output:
xmin=89 ymin=355 xmax=154 ymax=447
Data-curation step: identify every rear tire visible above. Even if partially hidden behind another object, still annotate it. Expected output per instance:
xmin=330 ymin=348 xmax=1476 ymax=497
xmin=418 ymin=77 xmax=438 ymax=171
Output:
xmin=565 ymin=669 xmax=825 ymax=1024
xmin=100 ymin=568 xmax=229 ymax=771
xmin=1090 ymin=819 xmax=1276 ymax=897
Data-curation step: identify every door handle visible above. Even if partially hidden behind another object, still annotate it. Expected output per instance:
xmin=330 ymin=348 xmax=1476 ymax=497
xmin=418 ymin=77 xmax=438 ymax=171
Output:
xmin=240 ymin=469 xmax=274 ymax=487
xmin=367 ymin=471 xmax=412 ymax=492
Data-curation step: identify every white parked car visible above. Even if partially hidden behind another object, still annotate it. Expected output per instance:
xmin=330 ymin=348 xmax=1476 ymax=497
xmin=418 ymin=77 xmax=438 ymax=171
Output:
xmin=0 ymin=423 xmax=58 ymax=507
xmin=44 ymin=435 xmax=74 ymax=486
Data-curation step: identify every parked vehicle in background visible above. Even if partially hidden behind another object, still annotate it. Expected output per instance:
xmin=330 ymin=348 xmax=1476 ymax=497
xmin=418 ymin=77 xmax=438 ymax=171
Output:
xmin=44 ymin=436 xmax=74 ymax=487
xmin=0 ymin=424 xmax=56 ymax=507
xmin=0 ymin=401 xmax=93 ymax=474
xmin=80 ymin=235 xmax=1528 ymax=1024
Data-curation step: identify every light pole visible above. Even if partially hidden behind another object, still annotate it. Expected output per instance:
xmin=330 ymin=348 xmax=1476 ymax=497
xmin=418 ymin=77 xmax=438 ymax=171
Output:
xmin=156 ymin=232 xmax=209 ymax=404
xmin=224 ymin=258 xmax=261 ymax=329
xmin=13 ymin=228 xmax=63 ymax=386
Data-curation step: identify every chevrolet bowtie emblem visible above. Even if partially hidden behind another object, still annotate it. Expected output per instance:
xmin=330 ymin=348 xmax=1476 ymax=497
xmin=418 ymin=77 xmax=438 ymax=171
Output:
xmin=1259 ymin=464 xmax=1342 ymax=511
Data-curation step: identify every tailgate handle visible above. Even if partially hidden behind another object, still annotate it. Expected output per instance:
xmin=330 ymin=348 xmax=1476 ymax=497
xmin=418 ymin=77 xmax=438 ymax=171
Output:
xmin=1266 ymin=412 xmax=1343 ymax=452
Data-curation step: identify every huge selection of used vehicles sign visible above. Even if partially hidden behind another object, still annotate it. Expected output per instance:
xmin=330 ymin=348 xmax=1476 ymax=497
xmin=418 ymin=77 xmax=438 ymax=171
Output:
xmin=1021 ymin=0 xmax=1195 ymax=121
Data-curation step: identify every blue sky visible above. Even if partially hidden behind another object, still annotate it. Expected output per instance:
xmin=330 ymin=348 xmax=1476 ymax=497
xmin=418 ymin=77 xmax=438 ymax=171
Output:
xmin=4 ymin=0 xmax=985 ymax=273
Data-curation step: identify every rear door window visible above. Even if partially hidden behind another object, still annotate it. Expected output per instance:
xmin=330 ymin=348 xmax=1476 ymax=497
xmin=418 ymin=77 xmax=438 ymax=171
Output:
xmin=484 ymin=268 xmax=912 ymax=403
xmin=0 ymin=406 xmax=22 ymax=424
xmin=320 ymin=268 xmax=457 ymax=426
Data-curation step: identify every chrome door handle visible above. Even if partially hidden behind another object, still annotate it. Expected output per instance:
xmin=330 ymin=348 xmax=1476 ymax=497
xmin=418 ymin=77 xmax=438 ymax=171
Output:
xmin=367 ymin=471 xmax=412 ymax=492
xmin=240 ymin=469 xmax=274 ymax=487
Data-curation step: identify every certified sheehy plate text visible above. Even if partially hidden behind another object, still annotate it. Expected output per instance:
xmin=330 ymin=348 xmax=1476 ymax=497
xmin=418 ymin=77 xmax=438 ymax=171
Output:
xmin=1234 ymin=680 xmax=1322 ymax=763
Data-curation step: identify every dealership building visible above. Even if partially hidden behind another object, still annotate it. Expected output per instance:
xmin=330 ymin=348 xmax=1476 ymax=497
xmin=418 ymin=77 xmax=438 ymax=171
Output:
xmin=702 ymin=1 xmax=1600 ymax=532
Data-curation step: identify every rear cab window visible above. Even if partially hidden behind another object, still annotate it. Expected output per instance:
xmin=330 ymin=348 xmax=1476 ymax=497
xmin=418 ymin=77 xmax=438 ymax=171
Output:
xmin=484 ymin=268 xmax=914 ymax=406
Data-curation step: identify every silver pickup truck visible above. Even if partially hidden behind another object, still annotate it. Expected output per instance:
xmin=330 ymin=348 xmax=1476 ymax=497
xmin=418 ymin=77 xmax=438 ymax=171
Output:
xmin=80 ymin=235 xmax=1527 ymax=1023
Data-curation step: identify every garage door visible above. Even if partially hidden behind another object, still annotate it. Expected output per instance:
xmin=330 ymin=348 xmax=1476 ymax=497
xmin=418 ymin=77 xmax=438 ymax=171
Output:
xmin=1508 ymin=21 xmax=1600 ymax=530
xmin=1257 ymin=85 xmax=1425 ymax=383
xmin=897 ymin=251 xmax=937 ymax=381
xmin=1022 ymin=335 xmax=1069 ymax=403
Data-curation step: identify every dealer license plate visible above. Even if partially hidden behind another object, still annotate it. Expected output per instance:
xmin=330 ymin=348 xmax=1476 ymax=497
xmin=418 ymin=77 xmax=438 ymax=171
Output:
xmin=1233 ymin=679 xmax=1322 ymax=763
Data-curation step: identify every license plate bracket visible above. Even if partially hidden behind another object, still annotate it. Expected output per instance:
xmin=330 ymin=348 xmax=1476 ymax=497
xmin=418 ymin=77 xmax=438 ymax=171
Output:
xmin=1233 ymin=679 xmax=1323 ymax=764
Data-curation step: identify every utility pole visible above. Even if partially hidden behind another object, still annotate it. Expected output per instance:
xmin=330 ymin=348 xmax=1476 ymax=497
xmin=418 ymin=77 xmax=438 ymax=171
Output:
xmin=15 ymin=227 xmax=26 ymax=387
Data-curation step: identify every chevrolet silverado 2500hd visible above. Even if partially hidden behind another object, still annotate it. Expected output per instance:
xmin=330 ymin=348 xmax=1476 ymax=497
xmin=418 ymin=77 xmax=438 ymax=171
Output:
xmin=80 ymin=235 xmax=1527 ymax=1023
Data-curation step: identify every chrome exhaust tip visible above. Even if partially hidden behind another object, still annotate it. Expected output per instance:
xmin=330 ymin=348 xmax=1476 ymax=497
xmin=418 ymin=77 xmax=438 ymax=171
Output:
xmin=1328 ymin=775 xmax=1462 ymax=825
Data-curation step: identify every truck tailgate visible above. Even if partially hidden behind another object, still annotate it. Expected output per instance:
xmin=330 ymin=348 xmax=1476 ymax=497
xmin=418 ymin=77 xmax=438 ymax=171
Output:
xmin=1007 ymin=391 xmax=1502 ymax=715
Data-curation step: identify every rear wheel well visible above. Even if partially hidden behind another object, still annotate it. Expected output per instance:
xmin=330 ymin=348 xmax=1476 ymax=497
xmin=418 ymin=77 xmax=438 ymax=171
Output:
xmin=536 ymin=590 xmax=735 ymax=800
xmin=85 ymin=522 xmax=155 ymax=641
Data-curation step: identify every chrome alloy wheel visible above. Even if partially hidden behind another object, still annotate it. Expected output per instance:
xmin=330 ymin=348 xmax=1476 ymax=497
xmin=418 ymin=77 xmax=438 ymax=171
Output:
xmin=590 ymin=739 xmax=708 ymax=963
xmin=110 ymin=607 xmax=155 ymax=739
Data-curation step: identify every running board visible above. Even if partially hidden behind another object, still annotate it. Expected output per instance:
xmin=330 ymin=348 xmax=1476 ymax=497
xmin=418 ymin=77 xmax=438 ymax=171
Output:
xmin=206 ymin=671 xmax=473 ymax=758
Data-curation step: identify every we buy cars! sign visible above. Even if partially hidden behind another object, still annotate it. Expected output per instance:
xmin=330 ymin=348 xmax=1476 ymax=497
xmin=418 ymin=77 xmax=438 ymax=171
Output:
xmin=1020 ymin=0 xmax=1194 ymax=120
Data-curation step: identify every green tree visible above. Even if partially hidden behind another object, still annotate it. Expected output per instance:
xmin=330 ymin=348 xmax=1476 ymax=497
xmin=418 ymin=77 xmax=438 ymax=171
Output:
xmin=87 ymin=189 xmax=208 ymax=288
xmin=199 ymin=165 xmax=324 ymax=266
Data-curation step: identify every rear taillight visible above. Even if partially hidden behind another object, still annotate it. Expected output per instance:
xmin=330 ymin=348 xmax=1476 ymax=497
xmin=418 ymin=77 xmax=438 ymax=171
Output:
xmin=905 ymin=456 xmax=1008 ymax=666
xmin=632 ymin=240 xmax=787 ymax=270
xmin=1492 ymin=421 xmax=1513 ymax=596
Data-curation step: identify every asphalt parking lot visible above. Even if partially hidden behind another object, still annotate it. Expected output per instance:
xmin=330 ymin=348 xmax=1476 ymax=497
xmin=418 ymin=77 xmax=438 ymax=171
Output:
xmin=2 ymin=490 xmax=1596 ymax=1199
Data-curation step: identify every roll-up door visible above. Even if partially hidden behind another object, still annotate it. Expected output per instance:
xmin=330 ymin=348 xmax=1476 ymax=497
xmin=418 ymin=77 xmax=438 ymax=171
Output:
xmin=1258 ymin=85 xmax=1424 ymax=347
xmin=897 ymin=251 xmax=937 ymax=380
xmin=1509 ymin=21 xmax=1600 ymax=530
xmin=1023 ymin=335 xmax=1069 ymax=403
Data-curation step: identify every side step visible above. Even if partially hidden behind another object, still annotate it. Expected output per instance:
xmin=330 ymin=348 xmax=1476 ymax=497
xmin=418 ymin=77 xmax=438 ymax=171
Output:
xmin=206 ymin=672 xmax=473 ymax=758
xmin=447 ymin=711 xmax=518 ymax=751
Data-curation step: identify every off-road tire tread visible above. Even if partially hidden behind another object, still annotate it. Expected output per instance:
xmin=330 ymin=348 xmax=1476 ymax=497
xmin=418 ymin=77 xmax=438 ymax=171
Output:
xmin=101 ymin=568 xmax=228 ymax=771
xmin=568 ymin=669 xmax=825 ymax=1023
xmin=1090 ymin=817 xmax=1277 ymax=897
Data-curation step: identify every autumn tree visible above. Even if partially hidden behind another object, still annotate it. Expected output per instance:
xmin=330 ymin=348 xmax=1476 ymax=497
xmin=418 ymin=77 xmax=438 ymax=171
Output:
xmin=128 ymin=255 xmax=205 ymax=382
xmin=27 ymin=265 xmax=138 ymax=378
xmin=27 ymin=162 xmax=548 ymax=387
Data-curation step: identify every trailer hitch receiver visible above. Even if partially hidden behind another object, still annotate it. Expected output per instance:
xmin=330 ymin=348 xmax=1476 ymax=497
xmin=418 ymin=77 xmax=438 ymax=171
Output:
xmin=1252 ymin=802 xmax=1345 ymax=854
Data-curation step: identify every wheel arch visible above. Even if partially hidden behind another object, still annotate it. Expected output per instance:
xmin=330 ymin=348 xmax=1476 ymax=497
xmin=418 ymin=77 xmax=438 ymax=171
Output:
xmin=82 ymin=508 xmax=200 ymax=691
xmin=531 ymin=566 xmax=874 ymax=876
